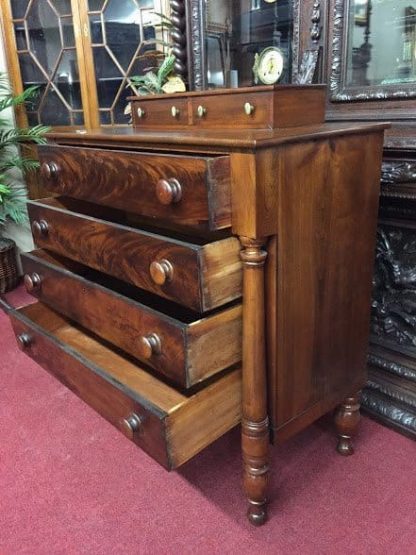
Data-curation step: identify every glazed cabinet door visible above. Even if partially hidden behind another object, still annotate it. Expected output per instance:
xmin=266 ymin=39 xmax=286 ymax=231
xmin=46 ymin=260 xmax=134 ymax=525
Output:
xmin=0 ymin=0 xmax=170 ymax=129
xmin=1 ymin=0 xmax=87 ymax=128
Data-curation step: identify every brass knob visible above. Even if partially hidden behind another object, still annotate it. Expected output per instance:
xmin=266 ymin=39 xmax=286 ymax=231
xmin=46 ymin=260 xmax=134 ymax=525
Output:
xmin=244 ymin=102 xmax=255 ymax=116
xmin=171 ymin=106 xmax=180 ymax=118
xmin=155 ymin=178 xmax=182 ymax=205
xmin=31 ymin=219 xmax=49 ymax=237
xmin=17 ymin=332 xmax=32 ymax=349
xmin=137 ymin=107 xmax=146 ymax=119
xmin=149 ymin=259 xmax=173 ymax=285
xmin=24 ymin=272 xmax=42 ymax=292
xmin=139 ymin=333 xmax=162 ymax=359
xmin=121 ymin=413 xmax=142 ymax=439
xmin=40 ymin=161 xmax=59 ymax=180
xmin=197 ymin=105 xmax=207 ymax=118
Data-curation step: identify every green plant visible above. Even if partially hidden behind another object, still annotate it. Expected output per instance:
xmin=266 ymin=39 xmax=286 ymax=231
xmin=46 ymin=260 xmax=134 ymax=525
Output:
xmin=0 ymin=74 xmax=49 ymax=228
xmin=129 ymin=54 xmax=176 ymax=95
xmin=127 ymin=10 xmax=186 ymax=98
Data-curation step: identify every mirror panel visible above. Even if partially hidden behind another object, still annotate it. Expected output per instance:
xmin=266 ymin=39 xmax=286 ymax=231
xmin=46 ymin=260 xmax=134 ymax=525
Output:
xmin=346 ymin=0 xmax=416 ymax=88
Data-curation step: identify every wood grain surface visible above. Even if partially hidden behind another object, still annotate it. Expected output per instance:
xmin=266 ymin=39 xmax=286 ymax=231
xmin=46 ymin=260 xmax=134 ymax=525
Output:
xmin=10 ymin=302 xmax=242 ymax=470
xmin=22 ymin=249 xmax=242 ymax=387
xmin=27 ymin=197 xmax=242 ymax=312
xmin=38 ymin=145 xmax=231 ymax=230
xmin=266 ymin=131 xmax=384 ymax=436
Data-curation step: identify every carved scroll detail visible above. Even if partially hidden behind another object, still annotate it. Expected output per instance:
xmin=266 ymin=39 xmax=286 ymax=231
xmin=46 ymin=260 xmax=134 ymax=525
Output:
xmin=311 ymin=0 xmax=321 ymax=42
xmin=368 ymin=353 xmax=416 ymax=382
xmin=362 ymin=389 xmax=416 ymax=434
xmin=381 ymin=161 xmax=416 ymax=185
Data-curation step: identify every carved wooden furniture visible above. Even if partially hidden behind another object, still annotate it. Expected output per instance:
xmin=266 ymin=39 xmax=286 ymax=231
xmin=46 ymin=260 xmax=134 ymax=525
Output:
xmin=294 ymin=0 xmax=416 ymax=438
xmin=6 ymin=86 xmax=386 ymax=525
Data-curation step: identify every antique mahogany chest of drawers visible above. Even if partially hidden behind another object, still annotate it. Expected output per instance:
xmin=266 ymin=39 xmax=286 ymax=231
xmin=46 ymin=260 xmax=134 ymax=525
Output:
xmin=7 ymin=86 xmax=387 ymax=526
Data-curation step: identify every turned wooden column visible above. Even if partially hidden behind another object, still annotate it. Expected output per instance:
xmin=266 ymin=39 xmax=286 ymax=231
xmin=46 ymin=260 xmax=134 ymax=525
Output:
xmin=239 ymin=236 xmax=269 ymax=526
xmin=334 ymin=392 xmax=361 ymax=456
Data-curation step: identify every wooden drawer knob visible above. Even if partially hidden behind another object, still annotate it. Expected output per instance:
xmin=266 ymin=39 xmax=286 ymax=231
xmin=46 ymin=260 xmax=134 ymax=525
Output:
xmin=121 ymin=413 xmax=142 ymax=439
xmin=171 ymin=106 xmax=180 ymax=118
xmin=17 ymin=332 xmax=32 ymax=349
xmin=40 ymin=161 xmax=59 ymax=180
xmin=155 ymin=178 xmax=182 ymax=205
xmin=139 ymin=333 xmax=162 ymax=359
xmin=149 ymin=260 xmax=173 ymax=285
xmin=24 ymin=272 xmax=42 ymax=292
xmin=31 ymin=219 xmax=49 ymax=237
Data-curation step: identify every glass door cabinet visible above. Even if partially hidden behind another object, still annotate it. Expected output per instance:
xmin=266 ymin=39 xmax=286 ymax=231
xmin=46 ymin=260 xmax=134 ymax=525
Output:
xmin=1 ymin=0 xmax=169 ymax=129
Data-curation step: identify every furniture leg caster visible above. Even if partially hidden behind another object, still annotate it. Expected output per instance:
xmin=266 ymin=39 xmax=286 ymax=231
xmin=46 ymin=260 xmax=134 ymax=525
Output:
xmin=334 ymin=393 xmax=361 ymax=456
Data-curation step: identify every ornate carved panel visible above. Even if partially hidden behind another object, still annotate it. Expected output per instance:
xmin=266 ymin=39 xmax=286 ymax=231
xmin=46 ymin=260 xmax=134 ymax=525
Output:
xmin=372 ymin=224 xmax=416 ymax=349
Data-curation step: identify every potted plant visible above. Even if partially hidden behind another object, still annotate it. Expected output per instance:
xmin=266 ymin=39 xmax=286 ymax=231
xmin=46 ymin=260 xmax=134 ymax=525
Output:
xmin=125 ymin=11 xmax=186 ymax=118
xmin=0 ymin=73 xmax=49 ymax=293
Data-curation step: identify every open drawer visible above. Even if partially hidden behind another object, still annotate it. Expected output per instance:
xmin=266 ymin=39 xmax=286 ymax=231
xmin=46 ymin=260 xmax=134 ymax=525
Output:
xmin=27 ymin=197 xmax=242 ymax=312
xmin=21 ymin=249 xmax=242 ymax=388
xmin=9 ymin=302 xmax=242 ymax=470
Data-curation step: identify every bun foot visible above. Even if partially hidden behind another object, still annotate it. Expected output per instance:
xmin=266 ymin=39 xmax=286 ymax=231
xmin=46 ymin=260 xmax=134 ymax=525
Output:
xmin=334 ymin=393 xmax=361 ymax=456
xmin=336 ymin=436 xmax=354 ymax=456
xmin=247 ymin=502 xmax=268 ymax=526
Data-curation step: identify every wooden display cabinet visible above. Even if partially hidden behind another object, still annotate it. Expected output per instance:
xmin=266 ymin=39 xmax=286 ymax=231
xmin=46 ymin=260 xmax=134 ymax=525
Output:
xmin=0 ymin=0 xmax=170 ymax=131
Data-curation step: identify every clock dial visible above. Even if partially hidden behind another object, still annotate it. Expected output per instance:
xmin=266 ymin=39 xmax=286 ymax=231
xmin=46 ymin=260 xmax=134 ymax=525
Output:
xmin=257 ymin=48 xmax=284 ymax=85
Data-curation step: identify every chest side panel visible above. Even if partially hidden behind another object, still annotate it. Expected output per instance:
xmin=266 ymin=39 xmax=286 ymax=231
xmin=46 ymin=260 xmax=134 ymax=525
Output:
xmin=267 ymin=132 xmax=384 ymax=436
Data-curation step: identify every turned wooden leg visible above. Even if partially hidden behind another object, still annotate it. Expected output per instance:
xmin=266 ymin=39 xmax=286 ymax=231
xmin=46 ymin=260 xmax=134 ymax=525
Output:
xmin=240 ymin=237 xmax=269 ymax=526
xmin=334 ymin=393 xmax=361 ymax=456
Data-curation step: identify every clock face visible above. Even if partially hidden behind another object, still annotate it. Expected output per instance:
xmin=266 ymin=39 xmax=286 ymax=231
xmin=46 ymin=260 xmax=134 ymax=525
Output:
xmin=258 ymin=48 xmax=284 ymax=85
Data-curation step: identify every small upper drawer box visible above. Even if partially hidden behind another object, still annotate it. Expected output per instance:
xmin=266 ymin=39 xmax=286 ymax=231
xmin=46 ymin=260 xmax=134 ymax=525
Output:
xmin=130 ymin=85 xmax=326 ymax=131
xmin=38 ymin=145 xmax=231 ymax=231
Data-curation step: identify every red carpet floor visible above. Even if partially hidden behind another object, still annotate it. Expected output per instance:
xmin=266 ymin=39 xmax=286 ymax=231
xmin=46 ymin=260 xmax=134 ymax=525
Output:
xmin=1 ymin=287 xmax=415 ymax=554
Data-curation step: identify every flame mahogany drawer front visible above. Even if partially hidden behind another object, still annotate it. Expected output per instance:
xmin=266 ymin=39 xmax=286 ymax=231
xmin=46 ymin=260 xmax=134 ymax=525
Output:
xmin=27 ymin=197 xmax=242 ymax=313
xmin=21 ymin=249 xmax=242 ymax=388
xmin=10 ymin=302 xmax=242 ymax=470
xmin=38 ymin=144 xmax=231 ymax=231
